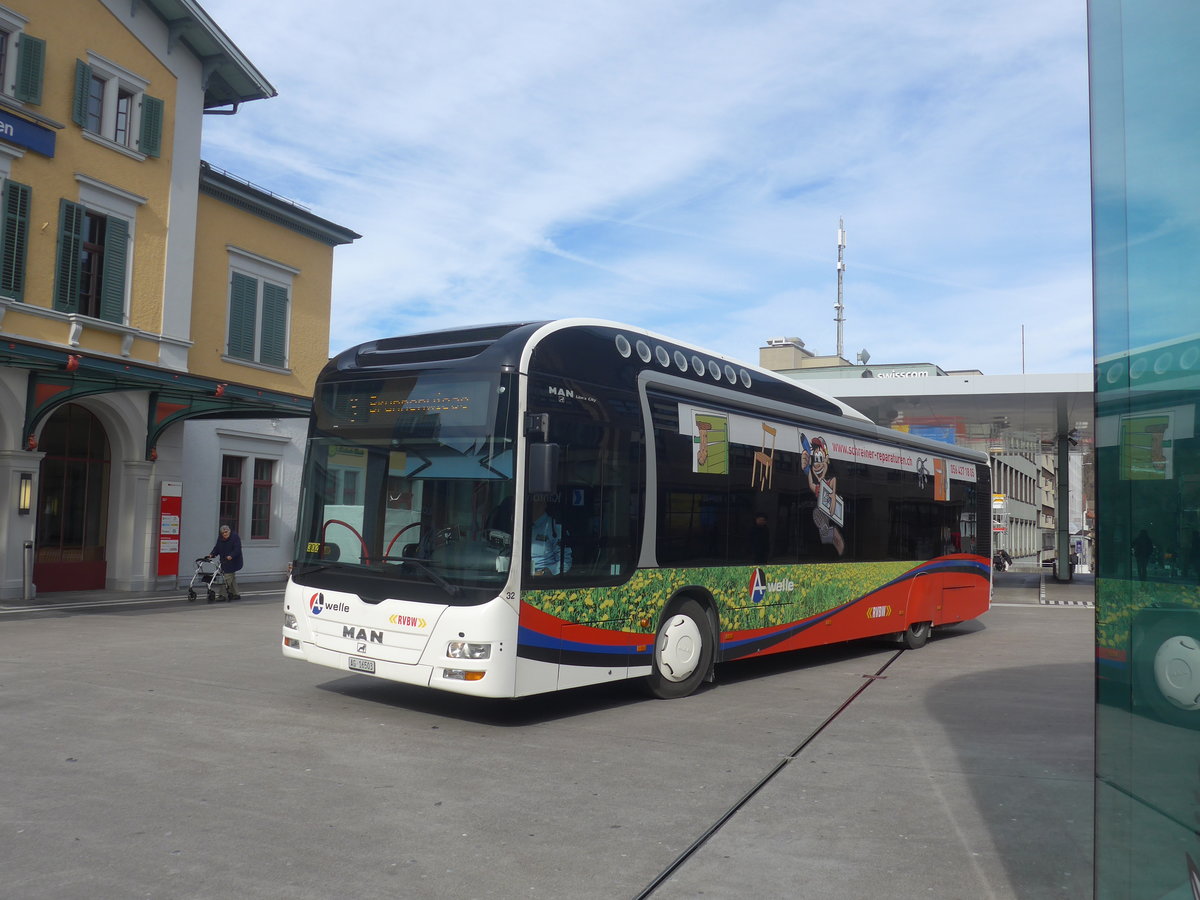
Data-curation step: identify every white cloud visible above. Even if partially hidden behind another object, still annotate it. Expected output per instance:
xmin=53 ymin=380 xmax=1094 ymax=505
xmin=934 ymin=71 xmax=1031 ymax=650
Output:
xmin=199 ymin=0 xmax=1092 ymax=373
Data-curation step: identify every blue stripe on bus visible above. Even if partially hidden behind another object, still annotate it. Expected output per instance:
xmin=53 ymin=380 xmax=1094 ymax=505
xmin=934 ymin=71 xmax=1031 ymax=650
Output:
xmin=517 ymin=626 xmax=649 ymax=657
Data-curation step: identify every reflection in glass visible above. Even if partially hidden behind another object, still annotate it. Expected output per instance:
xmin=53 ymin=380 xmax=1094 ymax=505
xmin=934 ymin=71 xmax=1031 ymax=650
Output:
xmin=1092 ymin=2 xmax=1200 ymax=896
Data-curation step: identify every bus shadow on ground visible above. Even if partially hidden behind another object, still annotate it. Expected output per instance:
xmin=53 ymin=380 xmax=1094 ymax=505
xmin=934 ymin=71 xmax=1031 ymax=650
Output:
xmin=713 ymin=618 xmax=985 ymax=685
xmin=316 ymin=673 xmax=650 ymax=725
xmin=315 ymin=619 xmax=988 ymax=725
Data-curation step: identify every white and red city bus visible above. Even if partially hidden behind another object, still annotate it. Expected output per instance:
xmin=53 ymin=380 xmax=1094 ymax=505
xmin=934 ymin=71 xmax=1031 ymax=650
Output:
xmin=282 ymin=319 xmax=991 ymax=698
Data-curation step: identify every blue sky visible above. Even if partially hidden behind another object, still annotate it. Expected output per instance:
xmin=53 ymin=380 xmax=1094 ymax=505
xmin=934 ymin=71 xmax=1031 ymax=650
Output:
xmin=199 ymin=0 xmax=1092 ymax=375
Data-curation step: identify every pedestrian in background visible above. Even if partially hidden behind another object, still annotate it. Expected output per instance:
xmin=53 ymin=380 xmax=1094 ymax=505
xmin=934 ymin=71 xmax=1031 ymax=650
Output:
xmin=208 ymin=524 xmax=243 ymax=600
xmin=1132 ymin=528 xmax=1154 ymax=582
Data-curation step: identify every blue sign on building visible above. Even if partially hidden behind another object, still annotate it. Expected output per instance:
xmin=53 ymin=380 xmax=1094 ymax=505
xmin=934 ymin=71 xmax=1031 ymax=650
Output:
xmin=0 ymin=108 xmax=56 ymax=157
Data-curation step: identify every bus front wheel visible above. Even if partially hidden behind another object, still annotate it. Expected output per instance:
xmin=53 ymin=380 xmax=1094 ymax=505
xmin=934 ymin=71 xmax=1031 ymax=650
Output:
xmin=646 ymin=599 xmax=714 ymax=699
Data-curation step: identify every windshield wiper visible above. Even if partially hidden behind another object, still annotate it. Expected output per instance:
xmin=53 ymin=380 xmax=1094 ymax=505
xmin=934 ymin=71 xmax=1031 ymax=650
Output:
xmin=383 ymin=556 xmax=461 ymax=598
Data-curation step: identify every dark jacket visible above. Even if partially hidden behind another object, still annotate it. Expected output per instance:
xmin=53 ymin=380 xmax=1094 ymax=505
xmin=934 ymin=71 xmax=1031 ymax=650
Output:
xmin=210 ymin=532 xmax=244 ymax=572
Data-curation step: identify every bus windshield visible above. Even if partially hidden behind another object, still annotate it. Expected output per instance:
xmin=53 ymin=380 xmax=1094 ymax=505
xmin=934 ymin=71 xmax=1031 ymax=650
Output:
xmin=292 ymin=371 xmax=517 ymax=594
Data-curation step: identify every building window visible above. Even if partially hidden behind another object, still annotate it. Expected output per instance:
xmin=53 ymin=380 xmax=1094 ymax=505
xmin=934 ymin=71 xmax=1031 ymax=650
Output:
xmin=0 ymin=8 xmax=44 ymax=105
xmin=250 ymin=459 xmax=274 ymax=539
xmin=79 ymin=209 xmax=107 ymax=318
xmin=227 ymin=271 xmax=291 ymax=369
xmin=114 ymin=88 xmax=134 ymax=146
xmin=341 ymin=469 xmax=359 ymax=505
xmin=219 ymin=456 xmax=244 ymax=531
xmin=220 ymin=454 xmax=279 ymax=539
xmin=70 ymin=56 xmax=162 ymax=157
xmin=323 ymin=466 xmax=361 ymax=505
xmin=53 ymin=200 xmax=129 ymax=323
xmin=85 ymin=73 xmax=104 ymax=132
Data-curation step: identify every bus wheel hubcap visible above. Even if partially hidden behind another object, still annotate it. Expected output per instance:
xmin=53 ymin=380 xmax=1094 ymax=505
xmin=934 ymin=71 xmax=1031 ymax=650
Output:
xmin=1155 ymin=635 xmax=1200 ymax=710
xmin=658 ymin=614 xmax=702 ymax=682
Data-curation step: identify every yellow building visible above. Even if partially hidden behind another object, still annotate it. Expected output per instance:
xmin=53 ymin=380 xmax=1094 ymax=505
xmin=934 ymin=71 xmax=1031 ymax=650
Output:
xmin=0 ymin=0 xmax=358 ymax=599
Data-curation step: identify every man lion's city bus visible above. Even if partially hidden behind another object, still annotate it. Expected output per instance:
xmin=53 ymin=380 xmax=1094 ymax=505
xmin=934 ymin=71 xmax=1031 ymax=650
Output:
xmin=281 ymin=319 xmax=991 ymax=698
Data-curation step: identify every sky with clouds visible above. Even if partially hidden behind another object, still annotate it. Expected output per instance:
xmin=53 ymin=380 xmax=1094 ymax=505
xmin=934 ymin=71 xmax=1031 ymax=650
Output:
xmin=198 ymin=0 xmax=1092 ymax=375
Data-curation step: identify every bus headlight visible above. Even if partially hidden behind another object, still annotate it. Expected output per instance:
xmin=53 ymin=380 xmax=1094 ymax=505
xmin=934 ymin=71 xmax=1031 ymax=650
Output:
xmin=446 ymin=641 xmax=491 ymax=660
xmin=284 ymin=613 xmax=298 ymax=629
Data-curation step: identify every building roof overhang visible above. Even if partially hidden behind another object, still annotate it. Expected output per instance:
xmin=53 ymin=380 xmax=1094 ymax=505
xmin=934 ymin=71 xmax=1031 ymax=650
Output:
xmin=0 ymin=336 xmax=312 ymax=460
xmin=199 ymin=162 xmax=361 ymax=246
xmin=134 ymin=0 xmax=277 ymax=109
xmin=788 ymin=371 xmax=1095 ymax=449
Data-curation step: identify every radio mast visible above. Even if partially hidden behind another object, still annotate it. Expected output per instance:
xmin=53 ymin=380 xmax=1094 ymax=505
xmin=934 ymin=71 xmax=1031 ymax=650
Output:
xmin=835 ymin=218 xmax=846 ymax=359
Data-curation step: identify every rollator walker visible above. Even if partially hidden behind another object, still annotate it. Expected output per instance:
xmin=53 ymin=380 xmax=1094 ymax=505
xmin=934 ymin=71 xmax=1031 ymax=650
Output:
xmin=186 ymin=555 xmax=233 ymax=603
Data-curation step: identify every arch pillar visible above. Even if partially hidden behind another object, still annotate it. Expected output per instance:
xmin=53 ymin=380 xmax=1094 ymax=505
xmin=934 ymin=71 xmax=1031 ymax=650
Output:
xmin=0 ymin=450 xmax=44 ymax=600
xmin=106 ymin=458 xmax=158 ymax=591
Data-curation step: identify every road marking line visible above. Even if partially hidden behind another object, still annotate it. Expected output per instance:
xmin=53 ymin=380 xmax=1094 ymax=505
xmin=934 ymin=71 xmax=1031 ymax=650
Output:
xmin=990 ymin=601 xmax=1094 ymax=609
xmin=0 ymin=589 xmax=280 ymax=615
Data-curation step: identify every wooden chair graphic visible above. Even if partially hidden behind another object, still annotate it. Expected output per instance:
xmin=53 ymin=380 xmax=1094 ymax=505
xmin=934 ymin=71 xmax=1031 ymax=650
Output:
xmin=751 ymin=423 xmax=776 ymax=490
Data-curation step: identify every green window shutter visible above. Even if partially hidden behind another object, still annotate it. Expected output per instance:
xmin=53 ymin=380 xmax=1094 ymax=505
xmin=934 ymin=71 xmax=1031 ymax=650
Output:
xmin=71 ymin=60 xmax=92 ymax=128
xmin=0 ymin=181 xmax=31 ymax=300
xmin=259 ymin=282 xmax=289 ymax=367
xmin=99 ymin=215 xmax=129 ymax=323
xmin=228 ymin=272 xmax=258 ymax=360
xmin=53 ymin=200 xmax=85 ymax=313
xmin=14 ymin=34 xmax=45 ymax=105
xmin=139 ymin=95 xmax=163 ymax=158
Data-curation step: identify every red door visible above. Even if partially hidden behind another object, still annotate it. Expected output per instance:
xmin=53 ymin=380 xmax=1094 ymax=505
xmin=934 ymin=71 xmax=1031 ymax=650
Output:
xmin=34 ymin=404 xmax=110 ymax=592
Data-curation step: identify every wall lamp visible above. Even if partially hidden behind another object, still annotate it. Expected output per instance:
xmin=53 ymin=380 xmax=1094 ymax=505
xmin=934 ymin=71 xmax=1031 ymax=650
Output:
xmin=18 ymin=472 xmax=32 ymax=515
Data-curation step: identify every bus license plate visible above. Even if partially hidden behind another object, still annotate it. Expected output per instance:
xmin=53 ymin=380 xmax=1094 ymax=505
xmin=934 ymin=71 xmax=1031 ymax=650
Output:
xmin=348 ymin=657 xmax=375 ymax=674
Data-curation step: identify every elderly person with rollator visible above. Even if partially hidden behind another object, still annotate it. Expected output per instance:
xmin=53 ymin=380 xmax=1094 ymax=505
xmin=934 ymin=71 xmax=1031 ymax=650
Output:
xmin=207 ymin=524 xmax=244 ymax=601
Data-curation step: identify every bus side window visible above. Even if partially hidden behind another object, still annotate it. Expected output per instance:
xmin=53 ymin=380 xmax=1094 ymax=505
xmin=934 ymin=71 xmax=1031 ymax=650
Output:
xmin=528 ymin=412 xmax=641 ymax=581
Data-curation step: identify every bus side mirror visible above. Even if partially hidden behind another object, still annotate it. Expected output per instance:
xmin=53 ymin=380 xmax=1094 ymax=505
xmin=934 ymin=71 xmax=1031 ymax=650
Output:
xmin=528 ymin=443 xmax=560 ymax=495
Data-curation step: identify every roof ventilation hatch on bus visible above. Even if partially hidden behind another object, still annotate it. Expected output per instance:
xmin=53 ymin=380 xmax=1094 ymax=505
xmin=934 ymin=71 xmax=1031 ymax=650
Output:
xmin=356 ymin=340 xmax=495 ymax=367
xmin=353 ymin=323 xmax=541 ymax=368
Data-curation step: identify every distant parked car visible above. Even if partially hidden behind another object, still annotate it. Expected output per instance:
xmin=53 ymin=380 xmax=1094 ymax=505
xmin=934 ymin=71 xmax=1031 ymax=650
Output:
xmin=1042 ymin=554 xmax=1078 ymax=575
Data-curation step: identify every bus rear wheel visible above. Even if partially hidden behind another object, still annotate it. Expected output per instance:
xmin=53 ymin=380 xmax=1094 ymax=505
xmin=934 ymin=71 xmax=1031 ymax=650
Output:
xmin=646 ymin=599 xmax=714 ymax=699
xmin=900 ymin=621 xmax=931 ymax=649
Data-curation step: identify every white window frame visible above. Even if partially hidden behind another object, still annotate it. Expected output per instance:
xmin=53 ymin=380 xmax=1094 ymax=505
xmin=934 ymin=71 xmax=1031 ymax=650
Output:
xmin=249 ymin=456 xmax=278 ymax=541
xmin=0 ymin=4 xmax=28 ymax=99
xmin=82 ymin=52 xmax=149 ymax=157
xmin=214 ymin=428 xmax=289 ymax=550
xmin=224 ymin=246 xmax=297 ymax=372
xmin=0 ymin=141 xmax=22 ymax=178
xmin=72 ymin=174 xmax=144 ymax=327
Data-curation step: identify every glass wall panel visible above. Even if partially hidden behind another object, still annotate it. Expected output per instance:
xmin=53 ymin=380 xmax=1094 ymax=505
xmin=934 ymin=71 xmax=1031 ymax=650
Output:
xmin=1090 ymin=1 xmax=1200 ymax=895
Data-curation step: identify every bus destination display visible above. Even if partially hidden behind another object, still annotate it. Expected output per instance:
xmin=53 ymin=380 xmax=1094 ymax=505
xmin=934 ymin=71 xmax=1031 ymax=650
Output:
xmin=320 ymin=378 xmax=490 ymax=428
